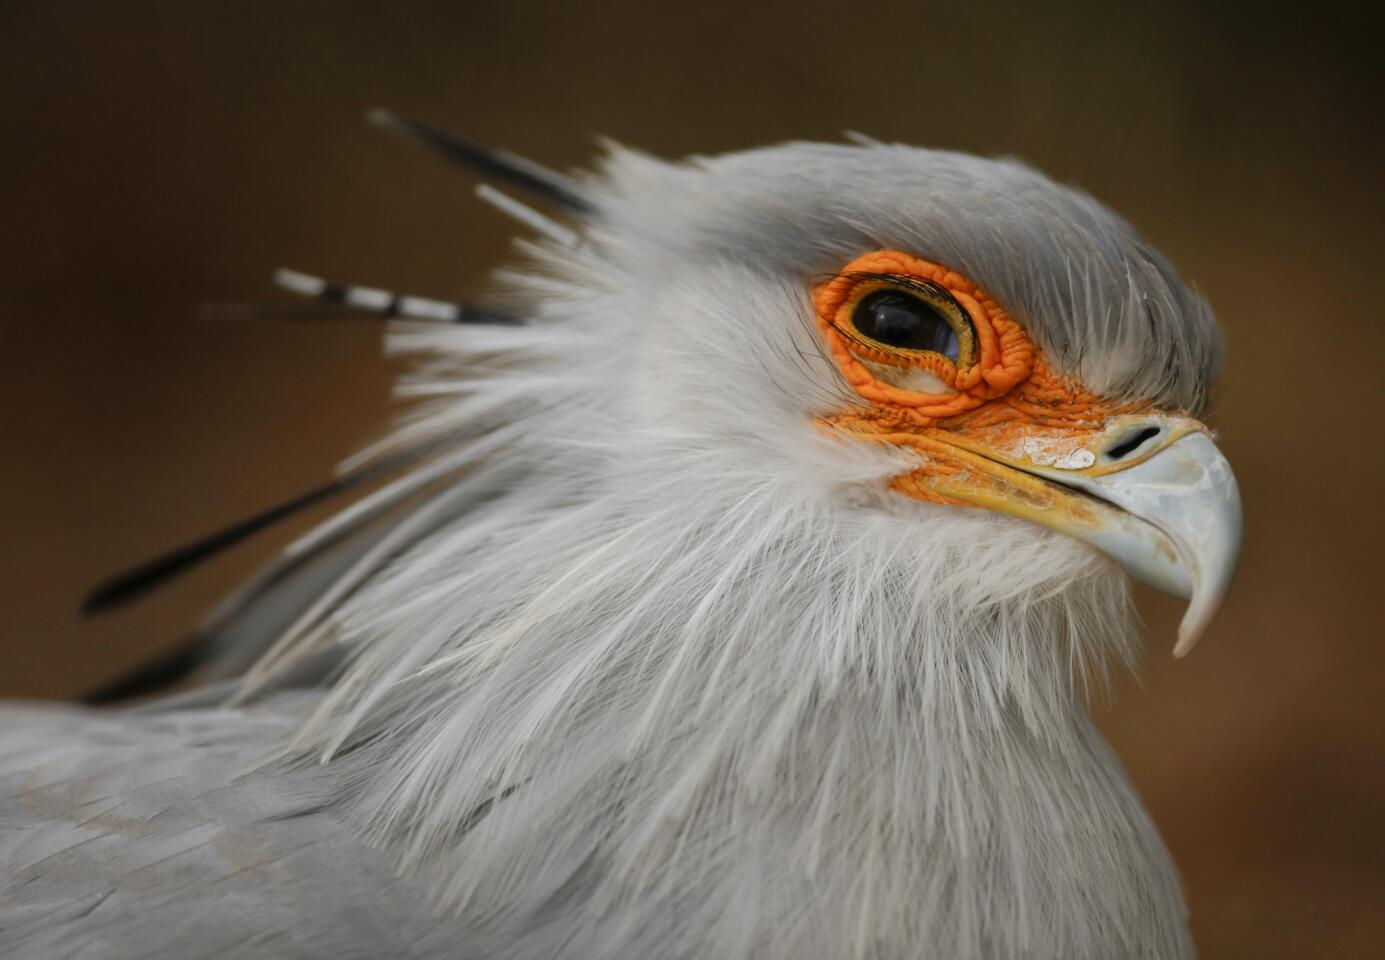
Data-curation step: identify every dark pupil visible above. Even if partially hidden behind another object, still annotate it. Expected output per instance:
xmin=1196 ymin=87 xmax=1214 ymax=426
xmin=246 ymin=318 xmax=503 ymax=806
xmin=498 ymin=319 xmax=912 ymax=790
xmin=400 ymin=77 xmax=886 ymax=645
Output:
xmin=852 ymin=290 xmax=960 ymax=360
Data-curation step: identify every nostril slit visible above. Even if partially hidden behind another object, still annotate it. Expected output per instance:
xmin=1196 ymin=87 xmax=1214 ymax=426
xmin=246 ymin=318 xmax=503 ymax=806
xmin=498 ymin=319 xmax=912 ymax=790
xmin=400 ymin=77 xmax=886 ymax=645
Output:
xmin=1106 ymin=426 xmax=1161 ymax=460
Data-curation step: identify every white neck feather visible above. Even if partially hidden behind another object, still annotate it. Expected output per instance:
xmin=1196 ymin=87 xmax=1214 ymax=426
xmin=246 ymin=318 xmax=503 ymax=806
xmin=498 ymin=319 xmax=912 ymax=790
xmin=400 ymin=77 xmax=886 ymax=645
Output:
xmin=282 ymin=459 xmax=1191 ymax=959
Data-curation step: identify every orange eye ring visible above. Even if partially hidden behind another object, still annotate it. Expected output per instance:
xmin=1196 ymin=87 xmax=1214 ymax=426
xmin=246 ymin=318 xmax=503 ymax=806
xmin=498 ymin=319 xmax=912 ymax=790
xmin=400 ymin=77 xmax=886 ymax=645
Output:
xmin=814 ymin=250 xmax=1036 ymax=422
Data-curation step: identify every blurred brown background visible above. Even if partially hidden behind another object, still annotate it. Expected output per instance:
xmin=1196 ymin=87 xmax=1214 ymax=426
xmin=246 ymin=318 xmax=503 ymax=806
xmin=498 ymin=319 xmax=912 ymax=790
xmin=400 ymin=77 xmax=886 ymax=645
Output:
xmin=2 ymin=2 xmax=1382 ymax=955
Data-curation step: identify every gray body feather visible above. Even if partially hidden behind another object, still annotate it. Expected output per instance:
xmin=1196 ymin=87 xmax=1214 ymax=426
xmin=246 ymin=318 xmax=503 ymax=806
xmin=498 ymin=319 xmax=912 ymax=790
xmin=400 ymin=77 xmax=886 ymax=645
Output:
xmin=0 ymin=692 xmax=468 ymax=959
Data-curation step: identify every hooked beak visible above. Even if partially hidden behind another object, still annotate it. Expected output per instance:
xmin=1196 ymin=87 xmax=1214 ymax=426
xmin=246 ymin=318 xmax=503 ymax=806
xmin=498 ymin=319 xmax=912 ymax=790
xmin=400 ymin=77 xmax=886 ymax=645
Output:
xmin=875 ymin=414 xmax=1242 ymax=655
xmin=1043 ymin=429 xmax=1240 ymax=656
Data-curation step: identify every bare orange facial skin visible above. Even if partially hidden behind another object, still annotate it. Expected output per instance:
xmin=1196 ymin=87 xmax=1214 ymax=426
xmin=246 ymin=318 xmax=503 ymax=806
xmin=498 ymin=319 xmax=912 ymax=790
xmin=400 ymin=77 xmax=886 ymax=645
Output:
xmin=814 ymin=250 xmax=1158 ymax=506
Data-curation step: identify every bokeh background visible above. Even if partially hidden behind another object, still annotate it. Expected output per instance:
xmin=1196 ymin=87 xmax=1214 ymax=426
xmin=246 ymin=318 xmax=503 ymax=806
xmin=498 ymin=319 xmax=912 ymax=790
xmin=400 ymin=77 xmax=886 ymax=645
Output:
xmin=3 ymin=2 xmax=1382 ymax=955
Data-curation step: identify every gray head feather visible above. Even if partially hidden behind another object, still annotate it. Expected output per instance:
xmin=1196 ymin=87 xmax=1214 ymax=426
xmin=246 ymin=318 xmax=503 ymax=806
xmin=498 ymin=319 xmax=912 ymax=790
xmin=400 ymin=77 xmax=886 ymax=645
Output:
xmin=590 ymin=139 xmax=1222 ymax=414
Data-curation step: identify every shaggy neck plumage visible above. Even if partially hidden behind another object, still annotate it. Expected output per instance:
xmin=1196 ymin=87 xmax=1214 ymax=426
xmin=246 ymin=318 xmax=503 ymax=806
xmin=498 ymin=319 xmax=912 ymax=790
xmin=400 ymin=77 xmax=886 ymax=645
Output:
xmin=278 ymin=457 xmax=1191 ymax=960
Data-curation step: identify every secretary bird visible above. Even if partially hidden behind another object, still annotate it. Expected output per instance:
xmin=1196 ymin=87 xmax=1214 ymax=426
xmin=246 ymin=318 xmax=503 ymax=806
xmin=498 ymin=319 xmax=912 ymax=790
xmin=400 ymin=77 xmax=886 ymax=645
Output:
xmin=1 ymin=114 xmax=1241 ymax=960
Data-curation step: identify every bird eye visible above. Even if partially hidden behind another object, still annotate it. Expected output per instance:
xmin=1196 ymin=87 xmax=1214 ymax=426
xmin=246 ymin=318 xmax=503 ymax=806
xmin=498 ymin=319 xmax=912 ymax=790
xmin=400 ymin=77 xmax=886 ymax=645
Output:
xmin=851 ymin=289 xmax=961 ymax=361
xmin=834 ymin=276 xmax=977 ymax=372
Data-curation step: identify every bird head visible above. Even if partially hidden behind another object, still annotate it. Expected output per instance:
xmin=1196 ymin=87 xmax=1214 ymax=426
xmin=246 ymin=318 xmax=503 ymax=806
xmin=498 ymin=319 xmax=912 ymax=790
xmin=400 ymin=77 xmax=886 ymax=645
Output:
xmin=567 ymin=139 xmax=1239 ymax=656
